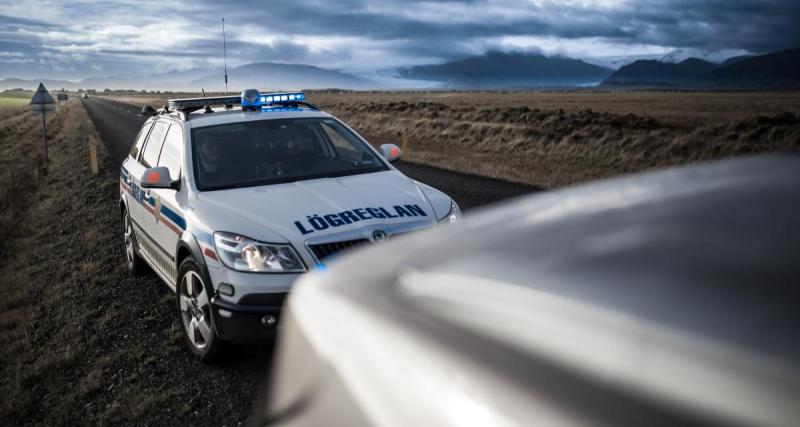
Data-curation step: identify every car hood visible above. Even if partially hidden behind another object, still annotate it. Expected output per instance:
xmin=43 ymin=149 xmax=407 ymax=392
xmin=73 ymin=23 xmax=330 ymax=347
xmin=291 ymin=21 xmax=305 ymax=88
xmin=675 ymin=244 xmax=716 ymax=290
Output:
xmin=194 ymin=170 xmax=438 ymax=242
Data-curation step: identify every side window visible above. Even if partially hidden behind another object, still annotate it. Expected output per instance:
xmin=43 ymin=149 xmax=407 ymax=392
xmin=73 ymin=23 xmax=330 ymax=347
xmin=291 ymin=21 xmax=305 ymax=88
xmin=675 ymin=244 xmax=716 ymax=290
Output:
xmin=141 ymin=122 xmax=169 ymax=168
xmin=158 ymin=125 xmax=183 ymax=181
xmin=129 ymin=122 xmax=153 ymax=159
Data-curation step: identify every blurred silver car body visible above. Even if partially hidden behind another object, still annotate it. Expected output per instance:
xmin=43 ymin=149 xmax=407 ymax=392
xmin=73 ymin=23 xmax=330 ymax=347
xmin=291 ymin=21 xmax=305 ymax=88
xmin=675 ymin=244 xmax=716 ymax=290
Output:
xmin=262 ymin=154 xmax=800 ymax=427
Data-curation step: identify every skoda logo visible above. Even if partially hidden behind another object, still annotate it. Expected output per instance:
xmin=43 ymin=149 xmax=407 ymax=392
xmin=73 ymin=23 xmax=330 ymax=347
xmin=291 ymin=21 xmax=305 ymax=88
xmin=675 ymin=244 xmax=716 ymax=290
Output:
xmin=371 ymin=229 xmax=388 ymax=242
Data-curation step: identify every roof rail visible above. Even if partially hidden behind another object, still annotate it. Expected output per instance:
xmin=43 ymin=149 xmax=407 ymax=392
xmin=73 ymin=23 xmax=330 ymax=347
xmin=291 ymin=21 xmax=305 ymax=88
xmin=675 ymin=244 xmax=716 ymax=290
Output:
xmin=167 ymin=91 xmax=315 ymax=114
xmin=168 ymin=95 xmax=240 ymax=113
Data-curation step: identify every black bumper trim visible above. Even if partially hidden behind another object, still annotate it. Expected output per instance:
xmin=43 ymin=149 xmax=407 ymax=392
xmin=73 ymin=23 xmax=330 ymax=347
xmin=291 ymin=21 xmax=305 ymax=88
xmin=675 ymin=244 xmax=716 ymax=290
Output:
xmin=210 ymin=295 xmax=285 ymax=342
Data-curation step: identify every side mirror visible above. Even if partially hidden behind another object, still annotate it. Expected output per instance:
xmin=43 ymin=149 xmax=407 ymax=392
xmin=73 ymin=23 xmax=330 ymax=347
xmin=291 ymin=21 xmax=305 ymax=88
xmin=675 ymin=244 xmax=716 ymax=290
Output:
xmin=140 ymin=105 xmax=157 ymax=117
xmin=379 ymin=144 xmax=402 ymax=162
xmin=140 ymin=167 xmax=180 ymax=190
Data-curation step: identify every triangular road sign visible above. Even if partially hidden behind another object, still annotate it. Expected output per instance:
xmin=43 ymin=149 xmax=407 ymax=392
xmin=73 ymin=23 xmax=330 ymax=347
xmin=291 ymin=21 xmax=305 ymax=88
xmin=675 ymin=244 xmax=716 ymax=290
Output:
xmin=30 ymin=83 xmax=55 ymax=105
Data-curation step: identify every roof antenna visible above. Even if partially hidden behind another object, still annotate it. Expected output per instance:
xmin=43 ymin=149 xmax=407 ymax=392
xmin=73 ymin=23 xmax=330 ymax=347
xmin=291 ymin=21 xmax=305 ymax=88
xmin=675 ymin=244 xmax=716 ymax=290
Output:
xmin=222 ymin=18 xmax=229 ymax=97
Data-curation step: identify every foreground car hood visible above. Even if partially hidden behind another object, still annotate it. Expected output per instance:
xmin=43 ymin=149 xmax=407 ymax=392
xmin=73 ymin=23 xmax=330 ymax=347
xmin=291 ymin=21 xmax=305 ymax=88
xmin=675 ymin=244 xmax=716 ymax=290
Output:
xmin=195 ymin=170 xmax=436 ymax=241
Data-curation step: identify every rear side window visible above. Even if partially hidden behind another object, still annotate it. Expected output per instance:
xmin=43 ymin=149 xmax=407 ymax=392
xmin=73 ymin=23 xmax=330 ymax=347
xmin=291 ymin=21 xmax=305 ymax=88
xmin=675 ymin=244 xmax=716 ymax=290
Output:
xmin=158 ymin=125 xmax=183 ymax=181
xmin=129 ymin=122 xmax=153 ymax=159
xmin=141 ymin=122 xmax=169 ymax=168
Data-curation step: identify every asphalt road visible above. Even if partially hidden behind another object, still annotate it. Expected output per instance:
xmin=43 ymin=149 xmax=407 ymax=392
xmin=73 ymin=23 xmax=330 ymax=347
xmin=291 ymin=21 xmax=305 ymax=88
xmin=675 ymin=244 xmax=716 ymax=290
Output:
xmin=82 ymin=97 xmax=539 ymax=209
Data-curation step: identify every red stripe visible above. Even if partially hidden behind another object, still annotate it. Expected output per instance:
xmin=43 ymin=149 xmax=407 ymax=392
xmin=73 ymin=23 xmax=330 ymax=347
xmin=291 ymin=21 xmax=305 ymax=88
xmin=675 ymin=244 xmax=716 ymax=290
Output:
xmin=159 ymin=212 xmax=183 ymax=235
xmin=162 ymin=219 xmax=182 ymax=235
xmin=143 ymin=203 xmax=154 ymax=213
xmin=203 ymin=247 xmax=218 ymax=261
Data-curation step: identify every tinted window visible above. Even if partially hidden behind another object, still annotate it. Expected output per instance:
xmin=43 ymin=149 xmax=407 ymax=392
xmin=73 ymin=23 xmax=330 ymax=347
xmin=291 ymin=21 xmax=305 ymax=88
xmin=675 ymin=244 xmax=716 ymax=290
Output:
xmin=321 ymin=121 xmax=361 ymax=162
xmin=191 ymin=118 xmax=387 ymax=191
xmin=141 ymin=122 xmax=169 ymax=168
xmin=158 ymin=125 xmax=183 ymax=181
xmin=129 ymin=122 xmax=153 ymax=159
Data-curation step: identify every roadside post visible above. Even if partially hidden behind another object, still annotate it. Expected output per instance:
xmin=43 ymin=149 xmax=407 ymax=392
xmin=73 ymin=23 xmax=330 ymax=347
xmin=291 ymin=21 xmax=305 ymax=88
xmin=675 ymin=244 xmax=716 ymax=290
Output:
xmin=88 ymin=135 xmax=98 ymax=176
xmin=402 ymin=133 xmax=409 ymax=155
xmin=29 ymin=83 xmax=55 ymax=175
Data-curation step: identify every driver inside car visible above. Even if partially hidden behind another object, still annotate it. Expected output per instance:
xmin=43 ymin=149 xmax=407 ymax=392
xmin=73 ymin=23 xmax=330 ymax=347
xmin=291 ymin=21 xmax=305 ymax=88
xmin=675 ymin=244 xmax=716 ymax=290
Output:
xmin=285 ymin=125 xmax=321 ymax=160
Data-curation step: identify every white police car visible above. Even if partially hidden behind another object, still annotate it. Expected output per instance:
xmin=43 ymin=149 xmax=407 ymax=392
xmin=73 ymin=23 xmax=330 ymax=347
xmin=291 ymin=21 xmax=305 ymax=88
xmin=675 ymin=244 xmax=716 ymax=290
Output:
xmin=120 ymin=90 xmax=460 ymax=361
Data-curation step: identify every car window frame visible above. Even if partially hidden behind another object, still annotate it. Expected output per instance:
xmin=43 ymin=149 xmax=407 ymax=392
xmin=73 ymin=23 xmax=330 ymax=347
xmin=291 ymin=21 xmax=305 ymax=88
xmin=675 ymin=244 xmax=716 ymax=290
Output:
xmin=189 ymin=117 xmax=389 ymax=192
xmin=129 ymin=121 xmax=154 ymax=160
xmin=139 ymin=121 xmax=170 ymax=169
xmin=156 ymin=123 xmax=183 ymax=181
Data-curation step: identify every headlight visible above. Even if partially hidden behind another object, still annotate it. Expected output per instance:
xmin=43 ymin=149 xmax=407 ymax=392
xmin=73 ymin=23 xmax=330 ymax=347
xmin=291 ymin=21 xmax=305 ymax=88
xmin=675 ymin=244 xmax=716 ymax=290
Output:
xmin=439 ymin=200 xmax=462 ymax=224
xmin=213 ymin=232 xmax=306 ymax=273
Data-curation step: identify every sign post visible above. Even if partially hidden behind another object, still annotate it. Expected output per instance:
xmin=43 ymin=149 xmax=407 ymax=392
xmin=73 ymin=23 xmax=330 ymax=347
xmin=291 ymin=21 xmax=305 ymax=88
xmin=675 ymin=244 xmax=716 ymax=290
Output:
xmin=29 ymin=83 xmax=56 ymax=175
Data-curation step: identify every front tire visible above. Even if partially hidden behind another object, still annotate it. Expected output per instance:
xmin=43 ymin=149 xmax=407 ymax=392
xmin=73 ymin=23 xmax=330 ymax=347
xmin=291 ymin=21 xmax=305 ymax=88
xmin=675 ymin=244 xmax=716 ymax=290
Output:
xmin=176 ymin=257 xmax=225 ymax=362
xmin=123 ymin=207 xmax=146 ymax=275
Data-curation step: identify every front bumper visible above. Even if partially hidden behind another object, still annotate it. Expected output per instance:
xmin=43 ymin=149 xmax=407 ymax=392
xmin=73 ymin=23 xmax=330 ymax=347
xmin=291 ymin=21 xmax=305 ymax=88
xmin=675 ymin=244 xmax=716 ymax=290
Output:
xmin=210 ymin=292 xmax=288 ymax=342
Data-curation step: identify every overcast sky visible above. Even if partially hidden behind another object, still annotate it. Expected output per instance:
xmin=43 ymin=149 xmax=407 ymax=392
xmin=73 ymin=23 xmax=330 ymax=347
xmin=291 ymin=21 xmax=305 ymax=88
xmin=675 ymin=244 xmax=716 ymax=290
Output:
xmin=0 ymin=0 xmax=798 ymax=80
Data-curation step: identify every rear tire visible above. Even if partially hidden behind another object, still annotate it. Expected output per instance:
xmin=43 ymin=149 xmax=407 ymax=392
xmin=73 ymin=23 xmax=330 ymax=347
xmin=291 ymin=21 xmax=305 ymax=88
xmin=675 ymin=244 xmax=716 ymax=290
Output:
xmin=176 ymin=257 xmax=226 ymax=362
xmin=123 ymin=207 xmax=146 ymax=276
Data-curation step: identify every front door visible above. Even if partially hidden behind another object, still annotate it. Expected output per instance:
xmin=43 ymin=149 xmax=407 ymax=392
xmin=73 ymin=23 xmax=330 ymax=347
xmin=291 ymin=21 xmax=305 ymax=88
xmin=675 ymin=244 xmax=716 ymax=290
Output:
xmin=134 ymin=121 xmax=174 ymax=284
xmin=149 ymin=123 xmax=185 ymax=273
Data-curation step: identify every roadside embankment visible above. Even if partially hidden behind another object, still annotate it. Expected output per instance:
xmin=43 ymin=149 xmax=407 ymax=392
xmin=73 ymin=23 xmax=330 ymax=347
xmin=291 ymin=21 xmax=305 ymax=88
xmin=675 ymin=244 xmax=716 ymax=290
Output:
xmin=0 ymin=99 xmax=266 ymax=426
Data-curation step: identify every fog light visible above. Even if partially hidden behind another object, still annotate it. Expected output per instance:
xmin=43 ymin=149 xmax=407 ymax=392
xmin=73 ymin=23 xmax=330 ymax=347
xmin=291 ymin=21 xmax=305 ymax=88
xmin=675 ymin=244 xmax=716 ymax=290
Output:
xmin=261 ymin=315 xmax=277 ymax=327
xmin=219 ymin=283 xmax=235 ymax=296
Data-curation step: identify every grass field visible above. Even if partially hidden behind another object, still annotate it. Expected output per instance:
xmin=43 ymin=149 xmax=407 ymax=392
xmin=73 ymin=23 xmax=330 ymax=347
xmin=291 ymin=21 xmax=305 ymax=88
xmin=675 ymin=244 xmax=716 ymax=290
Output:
xmin=0 ymin=97 xmax=29 ymax=108
xmin=0 ymin=90 xmax=32 ymax=108
xmin=103 ymin=90 xmax=800 ymax=187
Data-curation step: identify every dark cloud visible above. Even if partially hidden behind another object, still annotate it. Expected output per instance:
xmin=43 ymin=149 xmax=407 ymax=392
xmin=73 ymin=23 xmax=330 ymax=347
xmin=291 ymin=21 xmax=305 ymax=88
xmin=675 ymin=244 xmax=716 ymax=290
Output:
xmin=183 ymin=0 xmax=799 ymax=52
xmin=0 ymin=0 xmax=798 ymax=81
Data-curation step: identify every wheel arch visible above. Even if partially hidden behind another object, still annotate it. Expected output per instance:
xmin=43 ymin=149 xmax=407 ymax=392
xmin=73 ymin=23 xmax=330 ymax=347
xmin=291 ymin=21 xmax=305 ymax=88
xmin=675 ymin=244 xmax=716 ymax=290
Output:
xmin=120 ymin=196 xmax=128 ymax=219
xmin=176 ymin=233 xmax=206 ymax=271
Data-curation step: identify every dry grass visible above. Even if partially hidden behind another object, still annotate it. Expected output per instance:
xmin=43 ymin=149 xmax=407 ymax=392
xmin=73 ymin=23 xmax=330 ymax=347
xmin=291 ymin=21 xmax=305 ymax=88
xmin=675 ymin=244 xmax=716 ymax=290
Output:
xmin=103 ymin=90 xmax=800 ymax=187
xmin=0 ymin=99 xmax=98 ymax=422
xmin=0 ymin=98 xmax=266 ymax=426
xmin=0 ymin=102 xmax=56 ymax=255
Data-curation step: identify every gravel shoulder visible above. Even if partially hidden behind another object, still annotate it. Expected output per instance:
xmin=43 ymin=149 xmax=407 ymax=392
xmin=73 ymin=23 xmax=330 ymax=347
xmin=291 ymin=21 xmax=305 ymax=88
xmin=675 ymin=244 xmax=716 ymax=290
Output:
xmin=0 ymin=99 xmax=268 ymax=426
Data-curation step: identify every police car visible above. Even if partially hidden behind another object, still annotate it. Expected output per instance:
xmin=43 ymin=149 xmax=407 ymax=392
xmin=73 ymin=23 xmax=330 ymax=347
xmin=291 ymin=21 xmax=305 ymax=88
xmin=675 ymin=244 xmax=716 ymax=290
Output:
xmin=120 ymin=90 xmax=461 ymax=361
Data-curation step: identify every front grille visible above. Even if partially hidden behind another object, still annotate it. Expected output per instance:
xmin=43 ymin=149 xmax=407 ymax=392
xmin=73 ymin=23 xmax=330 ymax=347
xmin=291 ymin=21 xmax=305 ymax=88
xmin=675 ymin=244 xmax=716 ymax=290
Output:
xmin=309 ymin=239 xmax=370 ymax=261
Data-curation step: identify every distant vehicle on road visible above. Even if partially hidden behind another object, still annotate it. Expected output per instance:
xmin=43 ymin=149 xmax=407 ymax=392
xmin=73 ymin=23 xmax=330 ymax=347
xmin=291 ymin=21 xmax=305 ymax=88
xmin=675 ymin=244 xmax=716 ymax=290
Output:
xmin=119 ymin=90 xmax=460 ymax=361
xmin=82 ymin=93 xmax=89 ymax=99
xmin=263 ymin=155 xmax=800 ymax=427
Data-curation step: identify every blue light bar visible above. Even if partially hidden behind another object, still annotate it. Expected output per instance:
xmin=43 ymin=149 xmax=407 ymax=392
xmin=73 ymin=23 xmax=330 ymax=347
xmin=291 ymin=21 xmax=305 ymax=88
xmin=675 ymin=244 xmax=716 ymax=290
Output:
xmin=260 ymin=107 xmax=303 ymax=112
xmin=168 ymin=90 xmax=307 ymax=113
xmin=260 ymin=92 xmax=305 ymax=105
xmin=241 ymin=89 xmax=261 ymax=111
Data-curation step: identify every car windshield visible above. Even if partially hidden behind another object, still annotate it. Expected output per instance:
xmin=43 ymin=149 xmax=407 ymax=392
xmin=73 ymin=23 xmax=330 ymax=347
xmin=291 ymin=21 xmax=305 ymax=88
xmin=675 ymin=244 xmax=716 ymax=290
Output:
xmin=191 ymin=117 xmax=388 ymax=190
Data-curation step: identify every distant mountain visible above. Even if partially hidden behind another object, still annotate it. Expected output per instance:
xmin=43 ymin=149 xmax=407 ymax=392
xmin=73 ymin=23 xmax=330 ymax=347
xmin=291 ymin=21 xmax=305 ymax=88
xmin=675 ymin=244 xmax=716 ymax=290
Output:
xmin=80 ymin=67 xmax=214 ymax=91
xmin=0 ymin=78 xmax=80 ymax=91
xmin=190 ymin=62 xmax=368 ymax=91
xmin=698 ymin=48 xmax=800 ymax=88
xmin=399 ymin=51 xmax=613 ymax=88
xmin=0 ymin=62 xmax=369 ymax=92
xmin=603 ymin=58 xmax=718 ymax=86
xmin=719 ymin=55 xmax=752 ymax=67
